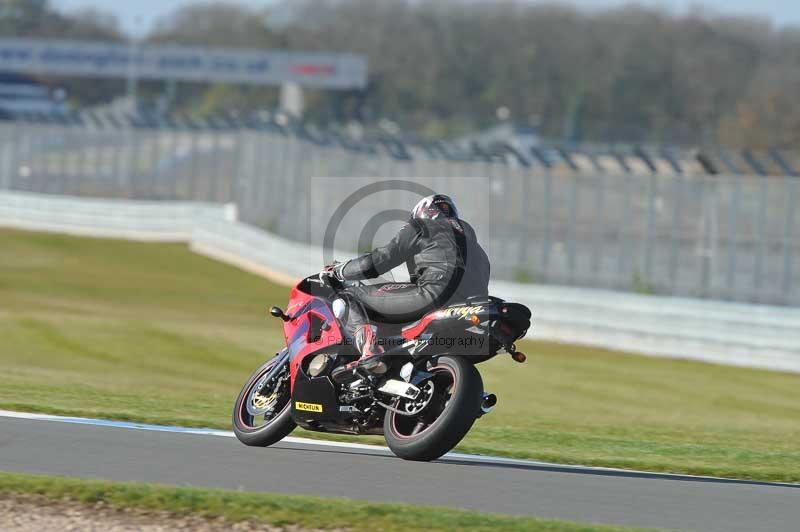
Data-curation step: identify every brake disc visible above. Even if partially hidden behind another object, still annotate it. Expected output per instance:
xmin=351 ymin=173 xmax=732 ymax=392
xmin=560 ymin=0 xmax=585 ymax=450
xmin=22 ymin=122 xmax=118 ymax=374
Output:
xmin=252 ymin=391 xmax=277 ymax=411
xmin=247 ymin=369 xmax=285 ymax=416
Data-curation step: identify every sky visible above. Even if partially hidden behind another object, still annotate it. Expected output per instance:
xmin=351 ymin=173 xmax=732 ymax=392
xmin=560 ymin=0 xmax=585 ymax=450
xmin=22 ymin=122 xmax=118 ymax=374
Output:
xmin=54 ymin=0 xmax=800 ymax=37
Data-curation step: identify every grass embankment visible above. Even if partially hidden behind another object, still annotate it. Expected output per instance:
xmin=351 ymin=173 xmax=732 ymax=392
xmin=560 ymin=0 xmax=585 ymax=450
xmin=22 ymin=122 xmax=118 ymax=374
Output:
xmin=1 ymin=228 xmax=799 ymax=482
xmin=0 ymin=472 xmax=663 ymax=532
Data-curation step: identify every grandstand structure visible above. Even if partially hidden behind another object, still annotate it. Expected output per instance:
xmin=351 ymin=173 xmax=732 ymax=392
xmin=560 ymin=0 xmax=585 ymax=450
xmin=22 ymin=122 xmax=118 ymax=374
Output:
xmin=0 ymin=110 xmax=797 ymax=306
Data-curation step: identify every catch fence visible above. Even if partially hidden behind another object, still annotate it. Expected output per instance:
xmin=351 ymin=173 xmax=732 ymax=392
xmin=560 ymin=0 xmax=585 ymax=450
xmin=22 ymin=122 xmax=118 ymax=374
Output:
xmin=0 ymin=120 xmax=797 ymax=306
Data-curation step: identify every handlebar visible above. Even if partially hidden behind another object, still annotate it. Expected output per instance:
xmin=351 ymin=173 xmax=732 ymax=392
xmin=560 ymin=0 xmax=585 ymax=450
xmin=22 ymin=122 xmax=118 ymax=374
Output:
xmin=316 ymin=271 xmax=345 ymax=291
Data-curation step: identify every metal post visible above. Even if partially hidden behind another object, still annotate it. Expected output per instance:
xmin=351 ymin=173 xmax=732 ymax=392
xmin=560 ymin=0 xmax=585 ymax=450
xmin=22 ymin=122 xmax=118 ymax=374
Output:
xmin=668 ymin=174 xmax=684 ymax=292
xmin=111 ymin=127 xmax=124 ymax=194
xmin=782 ymin=178 xmax=797 ymax=303
xmin=250 ymin=130 xmax=265 ymax=224
xmin=12 ymin=122 xmax=26 ymax=191
xmin=127 ymin=127 xmax=141 ymax=199
xmin=698 ymin=178 xmax=713 ymax=298
xmin=259 ymin=131 xmax=275 ymax=225
xmin=228 ymin=129 xmax=241 ymax=206
xmin=237 ymin=130 xmax=254 ymax=222
xmin=45 ymin=122 xmax=59 ymax=193
xmin=39 ymin=124 xmax=51 ymax=192
xmin=86 ymin=126 xmax=100 ymax=189
xmin=752 ymin=177 xmax=768 ymax=302
xmin=32 ymin=123 xmax=42 ymax=191
xmin=75 ymin=125 xmax=87 ymax=195
xmin=516 ymin=170 xmax=531 ymax=271
xmin=188 ymin=129 xmax=200 ymax=201
xmin=280 ymin=135 xmax=299 ymax=236
xmin=39 ymin=124 xmax=50 ymax=192
xmin=56 ymin=125 xmax=69 ymax=194
xmin=304 ymin=144 xmax=320 ymax=245
xmin=0 ymin=123 xmax=13 ymax=190
xmin=149 ymin=129 xmax=164 ymax=199
xmin=64 ymin=126 xmax=76 ymax=194
xmin=567 ymin=172 xmax=579 ymax=283
xmin=617 ymin=172 xmax=632 ymax=288
xmin=272 ymin=133 xmax=288 ymax=234
xmin=708 ymin=178 xmax=720 ymax=298
xmin=591 ymin=171 xmax=606 ymax=280
xmin=200 ymin=131 xmax=213 ymax=202
xmin=266 ymin=133 xmax=285 ymax=232
xmin=541 ymin=168 xmax=553 ymax=282
xmin=210 ymin=130 xmax=223 ymax=202
xmin=28 ymin=124 xmax=42 ymax=192
xmin=160 ymin=127 xmax=176 ymax=199
xmin=117 ymin=125 xmax=130 ymax=196
xmin=644 ymin=173 xmax=658 ymax=285
xmin=175 ymin=128 xmax=187 ymax=199
xmin=506 ymin=162 xmax=517 ymax=276
xmin=725 ymin=177 xmax=741 ymax=296
xmin=298 ymin=141 xmax=313 ymax=243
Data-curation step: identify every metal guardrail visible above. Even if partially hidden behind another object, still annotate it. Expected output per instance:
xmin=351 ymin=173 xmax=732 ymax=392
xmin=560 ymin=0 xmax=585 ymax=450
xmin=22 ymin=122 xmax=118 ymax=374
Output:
xmin=0 ymin=189 xmax=235 ymax=240
xmin=2 ymin=189 xmax=798 ymax=373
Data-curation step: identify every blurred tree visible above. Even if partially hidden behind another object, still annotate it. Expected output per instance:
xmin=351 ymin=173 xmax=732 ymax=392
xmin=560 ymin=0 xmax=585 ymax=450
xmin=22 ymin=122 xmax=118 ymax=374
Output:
xmin=719 ymin=67 xmax=800 ymax=148
xmin=0 ymin=0 xmax=53 ymax=36
xmin=4 ymin=0 xmax=800 ymax=147
xmin=265 ymin=0 xmax=799 ymax=145
xmin=147 ymin=2 xmax=284 ymax=115
xmin=149 ymin=2 xmax=279 ymax=47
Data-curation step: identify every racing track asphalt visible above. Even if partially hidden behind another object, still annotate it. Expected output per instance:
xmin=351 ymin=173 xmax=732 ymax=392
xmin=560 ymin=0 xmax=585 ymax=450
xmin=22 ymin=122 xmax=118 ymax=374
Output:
xmin=0 ymin=413 xmax=798 ymax=532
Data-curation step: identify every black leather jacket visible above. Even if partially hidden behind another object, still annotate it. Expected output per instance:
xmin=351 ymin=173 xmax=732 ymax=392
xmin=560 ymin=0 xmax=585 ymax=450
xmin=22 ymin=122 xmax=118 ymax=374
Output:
xmin=340 ymin=217 xmax=491 ymax=304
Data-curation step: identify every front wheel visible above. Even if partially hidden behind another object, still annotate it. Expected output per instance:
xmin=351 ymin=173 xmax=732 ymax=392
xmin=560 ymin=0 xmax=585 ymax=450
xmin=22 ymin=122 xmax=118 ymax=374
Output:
xmin=383 ymin=356 xmax=483 ymax=461
xmin=232 ymin=353 xmax=296 ymax=447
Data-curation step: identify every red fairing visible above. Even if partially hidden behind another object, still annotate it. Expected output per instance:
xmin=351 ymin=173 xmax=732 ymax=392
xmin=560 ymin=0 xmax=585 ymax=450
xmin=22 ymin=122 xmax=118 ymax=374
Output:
xmin=282 ymin=287 xmax=314 ymax=345
xmin=401 ymin=309 xmax=444 ymax=340
xmin=283 ymin=285 xmax=343 ymax=391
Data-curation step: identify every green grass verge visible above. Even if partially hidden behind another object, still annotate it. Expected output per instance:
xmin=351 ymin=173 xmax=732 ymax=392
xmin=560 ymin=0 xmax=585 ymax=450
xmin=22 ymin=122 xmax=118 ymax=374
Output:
xmin=1 ymin=228 xmax=799 ymax=482
xmin=0 ymin=472 xmax=661 ymax=531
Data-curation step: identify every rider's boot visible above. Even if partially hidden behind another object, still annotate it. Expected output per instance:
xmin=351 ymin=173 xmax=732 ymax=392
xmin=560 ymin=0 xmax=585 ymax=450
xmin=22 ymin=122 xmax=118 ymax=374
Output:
xmin=332 ymin=324 xmax=387 ymax=384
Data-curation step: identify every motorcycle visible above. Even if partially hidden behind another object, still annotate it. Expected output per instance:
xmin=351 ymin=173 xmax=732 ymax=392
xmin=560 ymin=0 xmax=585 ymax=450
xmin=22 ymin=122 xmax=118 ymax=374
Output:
xmin=232 ymin=271 xmax=531 ymax=461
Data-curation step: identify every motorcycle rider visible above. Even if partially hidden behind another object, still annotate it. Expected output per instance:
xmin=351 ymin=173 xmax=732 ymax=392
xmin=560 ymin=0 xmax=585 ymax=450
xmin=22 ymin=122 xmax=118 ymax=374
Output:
xmin=322 ymin=194 xmax=491 ymax=383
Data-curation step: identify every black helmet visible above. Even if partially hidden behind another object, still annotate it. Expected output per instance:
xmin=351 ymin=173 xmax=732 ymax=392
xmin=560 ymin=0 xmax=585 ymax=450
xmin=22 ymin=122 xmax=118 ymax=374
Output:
xmin=411 ymin=194 xmax=459 ymax=220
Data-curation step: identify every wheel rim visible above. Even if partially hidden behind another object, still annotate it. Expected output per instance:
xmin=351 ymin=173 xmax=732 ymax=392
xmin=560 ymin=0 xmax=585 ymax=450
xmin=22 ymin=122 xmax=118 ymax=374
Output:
xmin=237 ymin=361 xmax=290 ymax=431
xmin=390 ymin=364 xmax=457 ymax=439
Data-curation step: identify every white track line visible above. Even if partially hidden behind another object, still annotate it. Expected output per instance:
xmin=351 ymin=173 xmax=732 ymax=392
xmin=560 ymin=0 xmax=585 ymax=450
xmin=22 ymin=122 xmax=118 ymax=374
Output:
xmin=1 ymin=410 xmax=796 ymax=487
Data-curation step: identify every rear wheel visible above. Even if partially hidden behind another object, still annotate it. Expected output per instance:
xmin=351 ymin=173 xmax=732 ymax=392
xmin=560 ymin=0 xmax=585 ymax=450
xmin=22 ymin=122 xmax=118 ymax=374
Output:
xmin=232 ymin=354 xmax=296 ymax=447
xmin=383 ymin=356 xmax=483 ymax=461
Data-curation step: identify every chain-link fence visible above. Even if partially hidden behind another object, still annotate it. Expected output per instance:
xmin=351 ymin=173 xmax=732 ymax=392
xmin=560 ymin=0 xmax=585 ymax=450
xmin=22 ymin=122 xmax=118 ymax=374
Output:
xmin=1 ymin=121 xmax=797 ymax=306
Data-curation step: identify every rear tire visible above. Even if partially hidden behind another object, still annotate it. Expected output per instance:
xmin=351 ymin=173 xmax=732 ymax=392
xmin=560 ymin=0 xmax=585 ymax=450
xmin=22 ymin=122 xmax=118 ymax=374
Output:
xmin=232 ymin=357 xmax=296 ymax=447
xmin=383 ymin=356 xmax=482 ymax=461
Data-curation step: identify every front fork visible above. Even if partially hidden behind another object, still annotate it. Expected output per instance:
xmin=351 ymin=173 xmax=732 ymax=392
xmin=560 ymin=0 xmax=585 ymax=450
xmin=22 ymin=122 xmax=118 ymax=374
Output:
xmin=262 ymin=348 xmax=291 ymax=387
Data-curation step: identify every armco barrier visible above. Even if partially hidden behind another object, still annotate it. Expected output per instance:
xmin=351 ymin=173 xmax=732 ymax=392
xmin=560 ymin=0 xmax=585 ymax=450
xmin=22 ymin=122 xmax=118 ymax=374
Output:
xmin=2 ymin=190 xmax=799 ymax=373
xmin=0 ymin=190 xmax=236 ymax=241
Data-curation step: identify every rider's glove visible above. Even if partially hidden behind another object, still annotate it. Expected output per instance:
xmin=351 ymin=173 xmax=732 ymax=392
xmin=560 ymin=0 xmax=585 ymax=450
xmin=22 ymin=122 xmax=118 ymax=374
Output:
xmin=320 ymin=261 xmax=345 ymax=282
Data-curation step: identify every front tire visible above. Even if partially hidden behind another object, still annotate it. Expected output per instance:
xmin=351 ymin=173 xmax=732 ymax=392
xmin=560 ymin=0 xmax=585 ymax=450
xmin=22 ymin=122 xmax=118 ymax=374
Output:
xmin=232 ymin=355 xmax=296 ymax=447
xmin=383 ymin=356 xmax=483 ymax=461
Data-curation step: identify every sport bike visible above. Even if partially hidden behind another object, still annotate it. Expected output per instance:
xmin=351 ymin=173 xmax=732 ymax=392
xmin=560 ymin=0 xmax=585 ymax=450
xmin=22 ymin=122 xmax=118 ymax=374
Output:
xmin=233 ymin=272 xmax=531 ymax=461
